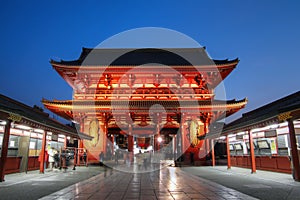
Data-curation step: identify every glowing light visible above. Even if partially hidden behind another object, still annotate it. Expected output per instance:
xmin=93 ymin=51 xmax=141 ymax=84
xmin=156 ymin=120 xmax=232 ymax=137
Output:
xmin=47 ymin=131 xmax=52 ymax=135
xmin=237 ymin=132 xmax=245 ymax=135
xmin=34 ymin=128 xmax=44 ymax=133
xmin=157 ymin=136 xmax=163 ymax=143
xmin=267 ymin=124 xmax=279 ymax=129
xmin=24 ymin=131 xmax=31 ymax=136
xmin=16 ymin=124 xmax=31 ymax=130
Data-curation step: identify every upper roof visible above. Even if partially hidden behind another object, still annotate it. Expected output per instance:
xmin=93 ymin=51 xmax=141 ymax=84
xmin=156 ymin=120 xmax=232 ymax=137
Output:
xmin=0 ymin=94 xmax=92 ymax=140
xmin=50 ymin=47 xmax=239 ymax=66
xmin=222 ymin=91 xmax=300 ymax=134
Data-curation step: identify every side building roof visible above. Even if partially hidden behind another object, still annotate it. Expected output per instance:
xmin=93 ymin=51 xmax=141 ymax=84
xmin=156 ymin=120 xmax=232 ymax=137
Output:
xmin=222 ymin=91 xmax=300 ymax=134
xmin=0 ymin=94 xmax=92 ymax=140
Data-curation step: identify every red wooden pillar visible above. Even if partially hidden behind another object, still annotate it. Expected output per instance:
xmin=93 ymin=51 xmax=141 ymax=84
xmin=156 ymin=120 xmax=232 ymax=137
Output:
xmin=248 ymin=130 xmax=256 ymax=173
xmin=111 ymin=135 xmax=114 ymax=156
xmin=156 ymin=122 xmax=160 ymax=151
xmin=226 ymin=135 xmax=231 ymax=169
xmin=0 ymin=120 xmax=11 ymax=182
xmin=211 ymin=139 xmax=215 ymax=166
xmin=288 ymin=119 xmax=300 ymax=181
xmin=64 ymin=136 xmax=67 ymax=149
xmin=206 ymin=139 xmax=210 ymax=156
xmin=127 ymin=124 xmax=133 ymax=152
xmin=79 ymin=140 xmax=84 ymax=148
xmin=173 ymin=135 xmax=177 ymax=161
xmin=181 ymin=114 xmax=189 ymax=153
xmin=77 ymin=140 xmax=83 ymax=166
xmin=79 ymin=117 xmax=85 ymax=149
xmin=39 ymin=131 xmax=47 ymax=173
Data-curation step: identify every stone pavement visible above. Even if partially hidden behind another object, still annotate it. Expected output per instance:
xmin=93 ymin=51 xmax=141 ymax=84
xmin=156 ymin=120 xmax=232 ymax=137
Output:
xmin=182 ymin=166 xmax=300 ymax=200
xmin=0 ymin=166 xmax=104 ymax=200
xmin=40 ymin=166 xmax=257 ymax=200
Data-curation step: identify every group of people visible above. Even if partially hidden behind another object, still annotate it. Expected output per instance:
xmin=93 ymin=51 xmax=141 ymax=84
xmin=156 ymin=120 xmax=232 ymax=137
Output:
xmin=136 ymin=150 xmax=150 ymax=170
xmin=98 ymin=150 xmax=151 ymax=170
xmin=38 ymin=147 xmax=65 ymax=171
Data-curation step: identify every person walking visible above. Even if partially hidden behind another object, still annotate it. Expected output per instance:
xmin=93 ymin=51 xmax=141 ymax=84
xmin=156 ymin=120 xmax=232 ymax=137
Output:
xmin=137 ymin=150 xmax=143 ymax=170
xmin=114 ymin=150 xmax=119 ymax=165
xmin=83 ymin=150 xmax=87 ymax=166
xmin=48 ymin=147 xmax=55 ymax=171
xmin=99 ymin=151 xmax=104 ymax=166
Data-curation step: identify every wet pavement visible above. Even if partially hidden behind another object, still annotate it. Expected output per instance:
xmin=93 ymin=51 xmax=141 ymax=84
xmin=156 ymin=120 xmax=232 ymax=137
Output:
xmin=182 ymin=166 xmax=300 ymax=200
xmin=39 ymin=166 xmax=256 ymax=200
xmin=1 ymin=164 xmax=300 ymax=200
xmin=0 ymin=166 xmax=104 ymax=200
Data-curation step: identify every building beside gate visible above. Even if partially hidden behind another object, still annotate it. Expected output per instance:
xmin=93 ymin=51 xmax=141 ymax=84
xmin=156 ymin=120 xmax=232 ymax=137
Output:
xmin=219 ymin=91 xmax=300 ymax=181
xmin=0 ymin=94 xmax=92 ymax=181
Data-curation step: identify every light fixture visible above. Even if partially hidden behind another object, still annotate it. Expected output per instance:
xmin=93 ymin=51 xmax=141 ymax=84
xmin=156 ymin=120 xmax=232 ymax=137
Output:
xmin=34 ymin=128 xmax=44 ymax=133
xmin=267 ymin=124 xmax=279 ymax=129
xmin=16 ymin=124 xmax=32 ymax=130
xmin=157 ymin=136 xmax=163 ymax=143
xmin=58 ymin=134 xmax=66 ymax=138
xmin=236 ymin=132 xmax=245 ymax=136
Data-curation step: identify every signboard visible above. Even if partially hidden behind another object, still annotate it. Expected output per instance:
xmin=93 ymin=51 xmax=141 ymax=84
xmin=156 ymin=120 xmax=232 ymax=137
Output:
xmin=51 ymin=134 xmax=58 ymax=141
xmin=264 ymin=130 xmax=277 ymax=138
xmin=270 ymin=139 xmax=277 ymax=154
xmin=257 ymin=140 xmax=270 ymax=149
xmin=8 ymin=113 xmax=22 ymax=122
xmin=236 ymin=135 xmax=244 ymax=140
xmin=234 ymin=143 xmax=243 ymax=150
xmin=29 ymin=141 xmax=36 ymax=149
xmin=277 ymin=135 xmax=288 ymax=148
xmin=278 ymin=112 xmax=292 ymax=122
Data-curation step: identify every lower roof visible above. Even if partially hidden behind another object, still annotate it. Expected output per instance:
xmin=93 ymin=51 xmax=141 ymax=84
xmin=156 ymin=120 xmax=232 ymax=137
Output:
xmin=222 ymin=91 xmax=300 ymax=134
xmin=0 ymin=94 xmax=92 ymax=140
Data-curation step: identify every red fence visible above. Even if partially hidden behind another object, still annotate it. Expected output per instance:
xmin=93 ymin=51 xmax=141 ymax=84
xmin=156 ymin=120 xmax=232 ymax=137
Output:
xmin=231 ymin=155 xmax=291 ymax=174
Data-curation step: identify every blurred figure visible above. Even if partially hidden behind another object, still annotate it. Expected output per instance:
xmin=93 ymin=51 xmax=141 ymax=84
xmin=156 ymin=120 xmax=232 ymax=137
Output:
xmin=99 ymin=151 xmax=104 ymax=166
xmin=48 ymin=147 xmax=56 ymax=171
xmin=83 ymin=149 xmax=87 ymax=165
xmin=54 ymin=150 xmax=60 ymax=168
xmin=137 ymin=150 xmax=143 ymax=170
xmin=114 ymin=150 xmax=119 ymax=165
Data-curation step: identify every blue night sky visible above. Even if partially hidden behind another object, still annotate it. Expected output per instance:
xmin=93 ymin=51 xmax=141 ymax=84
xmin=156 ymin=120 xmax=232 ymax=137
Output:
xmin=0 ymin=1 xmax=299 ymax=123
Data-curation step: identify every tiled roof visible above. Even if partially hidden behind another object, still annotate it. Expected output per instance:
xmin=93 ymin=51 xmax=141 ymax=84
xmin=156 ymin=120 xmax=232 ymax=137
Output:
xmin=50 ymin=47 xmax=239 ymax=66
xmin=223 ymin=91 xmax=300 ymax=133
xmin=0 ymin=94 xmax=92 ymax=140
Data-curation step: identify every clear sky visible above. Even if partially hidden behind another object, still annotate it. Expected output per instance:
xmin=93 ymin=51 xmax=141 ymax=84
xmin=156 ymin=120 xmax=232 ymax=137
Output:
xmin=0 ymin=0 xmax=299 ymax=123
